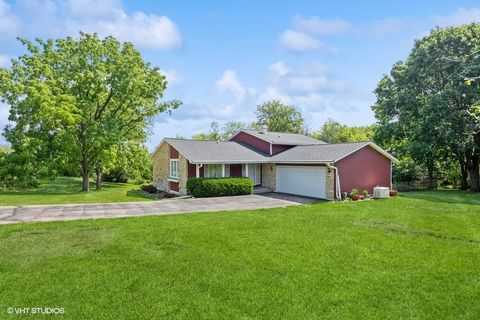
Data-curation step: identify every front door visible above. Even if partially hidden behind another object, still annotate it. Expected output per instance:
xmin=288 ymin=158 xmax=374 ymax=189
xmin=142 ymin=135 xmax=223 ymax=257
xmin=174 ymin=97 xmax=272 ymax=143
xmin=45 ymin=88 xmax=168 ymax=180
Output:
xmin=242 ymin=164 xmax=261 ymax=186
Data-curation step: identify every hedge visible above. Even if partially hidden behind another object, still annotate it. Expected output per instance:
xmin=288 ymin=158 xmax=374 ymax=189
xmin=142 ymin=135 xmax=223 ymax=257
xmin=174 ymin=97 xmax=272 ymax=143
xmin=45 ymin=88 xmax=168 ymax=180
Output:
xmin=186 ymin=177 xmax=253 ymax=198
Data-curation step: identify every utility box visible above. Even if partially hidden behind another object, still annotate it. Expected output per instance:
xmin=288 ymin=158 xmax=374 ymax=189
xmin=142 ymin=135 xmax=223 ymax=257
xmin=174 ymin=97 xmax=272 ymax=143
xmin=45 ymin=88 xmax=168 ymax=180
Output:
xmin=373 ymin=187 xmax=390 ymax=199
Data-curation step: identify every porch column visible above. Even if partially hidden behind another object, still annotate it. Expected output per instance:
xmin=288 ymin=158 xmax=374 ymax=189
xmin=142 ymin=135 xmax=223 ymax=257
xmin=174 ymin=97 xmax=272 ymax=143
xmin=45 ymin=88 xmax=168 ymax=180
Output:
xmin=222 ymin=164 xmax=226 ymax=177
xmin=245 ymin=164 xmax=249 ymax=178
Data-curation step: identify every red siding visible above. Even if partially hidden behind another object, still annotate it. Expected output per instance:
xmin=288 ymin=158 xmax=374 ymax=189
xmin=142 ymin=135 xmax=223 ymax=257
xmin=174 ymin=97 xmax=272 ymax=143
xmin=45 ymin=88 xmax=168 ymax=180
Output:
xmin=272 ymin=144 xmax=292 ymax=155
xmin=188 ymin=163 xmax=195 ymax=178
xmin=169 ymin=181 xmax=179 ymax=192
xmin=230 ymin=164 xmax=242 ymax=177
xmin=335 ymin=145 xmax=392 ymax=194
xmin=187 ymin=163 xmax=204 ymax=178
xmin=230 ymin=132 xmax=271 ymax=154
xmin=169 ymin=146 xmax=179 ymax=159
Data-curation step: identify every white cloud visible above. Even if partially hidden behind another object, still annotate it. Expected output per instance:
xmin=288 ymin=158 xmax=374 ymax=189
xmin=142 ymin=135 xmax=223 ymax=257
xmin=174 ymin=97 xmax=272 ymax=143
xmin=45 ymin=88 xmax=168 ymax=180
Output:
xmin=0 ymin=0 xmax=19 ymax=34
xmin=0 ymin=0 xmax=183 ymax=51
xmin=215 ymin=70 xmax=247 ymax=103
xmin=92 ymin=13 xmax=182 ymax=50
xmin=269 ymin=61 xmax=290 ymax=77
xmin=269 ymin=61 xmax=346 ymax=95
xmin=162 ymin=69 xmax=184 ymax=87
xmin=279 ymin=29 xmax=325 ymax=52
xmin=432 ymin=7 xmax=480 ymax=27
xmin=293 ymin=15 xmax=351 ymax=35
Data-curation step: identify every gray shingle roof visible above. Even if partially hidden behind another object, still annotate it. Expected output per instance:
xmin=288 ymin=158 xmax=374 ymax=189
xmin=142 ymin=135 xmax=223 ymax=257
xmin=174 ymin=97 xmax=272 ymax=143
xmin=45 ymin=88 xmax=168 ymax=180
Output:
xmin=165 ymin=138 xmax=269 ymax=163
xmin=270 ymin=141 xmax=371 ymax=162
xmin=159 ymin=139 xmax=398 ymax=164
xmin=238 ymin=129 xmax=326 ymax=145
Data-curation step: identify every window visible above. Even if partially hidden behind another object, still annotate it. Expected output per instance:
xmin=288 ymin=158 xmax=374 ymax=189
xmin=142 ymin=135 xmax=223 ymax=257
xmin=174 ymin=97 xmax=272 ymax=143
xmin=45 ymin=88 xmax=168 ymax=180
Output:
xmin=169 ymin=159 xmax=179 ymax=179
xmin=204 ymin=164 xmax=229 ymax=178
xmin=242 ymin=164 xmax=261 ymax=185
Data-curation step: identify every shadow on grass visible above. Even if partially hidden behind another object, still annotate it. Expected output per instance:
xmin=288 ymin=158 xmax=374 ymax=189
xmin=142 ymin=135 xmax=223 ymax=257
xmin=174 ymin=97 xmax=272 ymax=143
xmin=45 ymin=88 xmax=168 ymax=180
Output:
xmin=0 ymin=177 xmax=133 ymax=196
xmin=126 ymin=189 xmax=162 ymax=200
xmin=400 ymin=189 xmax=480 ymax=206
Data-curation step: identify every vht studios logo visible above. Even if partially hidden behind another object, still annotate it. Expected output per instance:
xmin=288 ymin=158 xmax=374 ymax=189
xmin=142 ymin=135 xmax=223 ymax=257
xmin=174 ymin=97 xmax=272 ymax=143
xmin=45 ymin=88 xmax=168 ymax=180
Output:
xmin=7 ymin=307 xmax=65 ymax=315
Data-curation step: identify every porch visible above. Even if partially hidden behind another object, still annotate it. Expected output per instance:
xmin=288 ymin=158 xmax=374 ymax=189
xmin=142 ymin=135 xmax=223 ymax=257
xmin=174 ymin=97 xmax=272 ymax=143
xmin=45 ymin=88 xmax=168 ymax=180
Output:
xmin=191 ymin=163 xmax=264 ymax=186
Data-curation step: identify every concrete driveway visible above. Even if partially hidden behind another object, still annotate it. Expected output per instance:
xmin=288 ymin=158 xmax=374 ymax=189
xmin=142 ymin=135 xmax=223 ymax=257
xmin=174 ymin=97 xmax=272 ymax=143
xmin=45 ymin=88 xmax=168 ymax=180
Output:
xmin=0 ymin=193 xmax=320 ymax=224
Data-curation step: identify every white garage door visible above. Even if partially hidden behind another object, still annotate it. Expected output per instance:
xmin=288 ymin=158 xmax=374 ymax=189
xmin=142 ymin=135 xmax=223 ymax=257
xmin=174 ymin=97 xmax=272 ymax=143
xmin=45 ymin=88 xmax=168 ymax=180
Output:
xmin=276 ymin=166 xmax=327 ymax=199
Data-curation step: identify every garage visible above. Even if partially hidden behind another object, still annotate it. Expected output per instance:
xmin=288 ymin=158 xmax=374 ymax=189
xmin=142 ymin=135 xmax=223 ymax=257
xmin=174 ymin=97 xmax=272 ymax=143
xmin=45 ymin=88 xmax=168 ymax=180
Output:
xmin=276 ymin=165 xmax=327 ymax=199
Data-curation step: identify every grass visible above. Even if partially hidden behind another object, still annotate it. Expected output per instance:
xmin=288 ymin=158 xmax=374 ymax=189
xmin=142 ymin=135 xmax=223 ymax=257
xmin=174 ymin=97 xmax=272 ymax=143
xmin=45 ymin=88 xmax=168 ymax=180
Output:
xmin=0 ymin=190 xmax=479 ymax=319
xmin=0 ymin=177 xmax=155 ymax=206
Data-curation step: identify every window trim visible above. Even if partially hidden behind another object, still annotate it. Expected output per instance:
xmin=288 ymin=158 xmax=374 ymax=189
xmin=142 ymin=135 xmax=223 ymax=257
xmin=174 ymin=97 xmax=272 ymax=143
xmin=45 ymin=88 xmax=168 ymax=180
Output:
xmin=169 ymin=159 xmax=179 ymax=180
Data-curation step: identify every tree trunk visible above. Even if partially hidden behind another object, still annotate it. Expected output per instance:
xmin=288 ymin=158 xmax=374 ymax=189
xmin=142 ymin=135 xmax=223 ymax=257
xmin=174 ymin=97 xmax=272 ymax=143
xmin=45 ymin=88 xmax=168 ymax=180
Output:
xmin=95 ymin=161 xmax=102 ymax=190
xmin=468 ymin=134 xmax=480 ymax=192
xmin=468 ymin=165 xmax=480 ymax=191
xmin=467 ymin=149 xmax=480 ymax=191
xmin=81 ymin=154 xmax=90 ymax=192
xmin=460 ymin=162 xmax=469 ymax=190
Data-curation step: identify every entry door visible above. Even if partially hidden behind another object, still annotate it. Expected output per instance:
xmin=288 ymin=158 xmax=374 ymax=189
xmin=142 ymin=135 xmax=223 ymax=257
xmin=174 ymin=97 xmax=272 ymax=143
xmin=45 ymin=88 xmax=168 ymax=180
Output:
xmin=276 ymin=166 xmax=326 ymax=198
xmin=243 ymin=164 xmax=261 ymax=186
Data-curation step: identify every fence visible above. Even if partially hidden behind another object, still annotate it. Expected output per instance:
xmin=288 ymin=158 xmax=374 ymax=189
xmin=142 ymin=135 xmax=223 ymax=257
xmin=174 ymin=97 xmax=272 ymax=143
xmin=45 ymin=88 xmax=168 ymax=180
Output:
xmin=394 ymin=178 xmax=438 ymax=191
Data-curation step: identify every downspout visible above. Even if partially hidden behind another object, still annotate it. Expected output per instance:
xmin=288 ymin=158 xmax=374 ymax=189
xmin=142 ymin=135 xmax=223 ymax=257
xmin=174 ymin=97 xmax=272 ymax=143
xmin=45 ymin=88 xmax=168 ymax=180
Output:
xmin=196 ymin=163 xmax=203 ymax=178
xmin=326 ymin=163 xmax=341 ymax=200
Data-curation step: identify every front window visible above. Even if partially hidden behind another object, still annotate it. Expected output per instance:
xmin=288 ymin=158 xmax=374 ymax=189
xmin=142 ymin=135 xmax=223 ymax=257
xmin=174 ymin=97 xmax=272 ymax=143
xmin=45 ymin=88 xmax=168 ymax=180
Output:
xmin=204 ymin=164 xmax=229 ymax=178
xmin=169 ymin=159 xmax=179 ymax=179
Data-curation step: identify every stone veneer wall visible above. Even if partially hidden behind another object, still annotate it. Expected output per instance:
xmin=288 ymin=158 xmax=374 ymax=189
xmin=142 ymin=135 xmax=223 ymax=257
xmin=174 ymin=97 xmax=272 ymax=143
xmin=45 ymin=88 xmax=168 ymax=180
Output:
xmin=325 ymin=166 xmax=335 ymax=200
xmin=261 ymin=163 xmax=276 ymax=191
xmin=152 ymin=142 xmax=169 ymax=192
xmin=152 ymin=142 xmax=189 ymax=195
xmin=178 ymin=154 xmax=188 ymax=195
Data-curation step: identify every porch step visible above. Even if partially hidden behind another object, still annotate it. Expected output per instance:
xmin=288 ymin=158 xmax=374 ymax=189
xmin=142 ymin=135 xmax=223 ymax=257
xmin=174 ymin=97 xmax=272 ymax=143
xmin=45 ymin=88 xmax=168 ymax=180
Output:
xmin=253 ymin=187 xmax=272 ymax=194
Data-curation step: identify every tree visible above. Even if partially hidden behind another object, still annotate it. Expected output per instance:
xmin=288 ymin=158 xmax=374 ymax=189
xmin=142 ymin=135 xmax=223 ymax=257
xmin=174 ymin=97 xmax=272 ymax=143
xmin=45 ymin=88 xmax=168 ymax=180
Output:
xmin=193 ymin=121 xmax=246 ymax=141
xmin=255 ymin=100 xmax=304 ymax=133
xmin=0 ymin=33 xmax=180 ymax=191
xmin=103 ymin=142 xmax=152 ymax=183
xmin=312 ymin=119 xmax=375 ymax=143
xmin=372 ymin=24 xmax=480 ymax=191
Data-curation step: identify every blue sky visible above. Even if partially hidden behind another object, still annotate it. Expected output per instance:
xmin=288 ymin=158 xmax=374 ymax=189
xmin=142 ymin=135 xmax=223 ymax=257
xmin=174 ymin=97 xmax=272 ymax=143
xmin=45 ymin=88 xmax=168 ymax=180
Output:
xmin=1 ymin=1 xmax=480 ymax=150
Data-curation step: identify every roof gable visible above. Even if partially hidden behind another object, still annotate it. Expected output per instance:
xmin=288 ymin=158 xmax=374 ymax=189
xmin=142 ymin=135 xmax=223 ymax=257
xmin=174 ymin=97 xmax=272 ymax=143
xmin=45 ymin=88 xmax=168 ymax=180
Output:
xmin=229 ymin=129 xmax=325 ymax=146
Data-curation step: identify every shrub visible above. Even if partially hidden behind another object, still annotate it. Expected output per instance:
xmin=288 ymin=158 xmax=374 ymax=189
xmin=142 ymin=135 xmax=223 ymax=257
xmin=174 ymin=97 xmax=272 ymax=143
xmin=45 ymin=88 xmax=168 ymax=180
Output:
xmin=187 ymin=177 xmax=253 ymax=198
xmin=140 ymin=184 xmax=159 ymax=194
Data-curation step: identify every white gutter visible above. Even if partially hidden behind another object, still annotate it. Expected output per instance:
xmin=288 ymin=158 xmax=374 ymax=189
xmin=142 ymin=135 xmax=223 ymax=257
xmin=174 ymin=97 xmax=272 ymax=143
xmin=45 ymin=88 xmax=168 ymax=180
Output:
xmin=327 ymin=163 xmax=341 ymax=200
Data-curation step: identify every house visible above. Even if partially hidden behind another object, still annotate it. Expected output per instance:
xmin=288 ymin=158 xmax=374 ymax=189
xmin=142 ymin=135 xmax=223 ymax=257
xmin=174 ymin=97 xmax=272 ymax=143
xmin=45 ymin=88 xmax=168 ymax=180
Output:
xmin=151 ymin=129 xmax=398 ymax=199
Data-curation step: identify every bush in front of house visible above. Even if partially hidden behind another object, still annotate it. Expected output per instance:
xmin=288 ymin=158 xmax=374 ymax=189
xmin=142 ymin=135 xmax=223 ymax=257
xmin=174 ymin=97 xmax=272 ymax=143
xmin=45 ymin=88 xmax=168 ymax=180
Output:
xmin=187 ymin=177 xmax=253 ymax=198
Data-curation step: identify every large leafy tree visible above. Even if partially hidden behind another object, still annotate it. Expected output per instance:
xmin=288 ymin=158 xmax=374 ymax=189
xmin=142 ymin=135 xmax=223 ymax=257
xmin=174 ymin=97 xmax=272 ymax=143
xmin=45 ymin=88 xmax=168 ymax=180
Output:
xmin=255 ymin=100 xmax=304 ymax=133
xmin=373 ymin=24 xmax=480 ymax=190
xmin=192 ymin=120 xmax=247 ymax=141
xmin=0 ymin=33 xmax=179 ymax=191
xmin=312 ymin=119 xmax=375 ymax=143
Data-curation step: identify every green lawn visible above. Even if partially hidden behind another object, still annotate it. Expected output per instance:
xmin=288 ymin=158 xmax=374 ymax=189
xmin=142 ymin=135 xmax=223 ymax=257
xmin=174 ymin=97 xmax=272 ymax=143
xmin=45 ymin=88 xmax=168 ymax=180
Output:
xmin=0 ymin=191 xmax=479 ymax=319
xmin=0 ymin=177 xmax=154 ymax=206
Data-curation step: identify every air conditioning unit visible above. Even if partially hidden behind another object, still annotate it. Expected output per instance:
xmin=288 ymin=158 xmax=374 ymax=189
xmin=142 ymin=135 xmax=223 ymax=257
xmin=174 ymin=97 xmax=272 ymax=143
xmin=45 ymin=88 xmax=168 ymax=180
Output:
xmin=373 ymin=187 xmax=390 ymax=199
